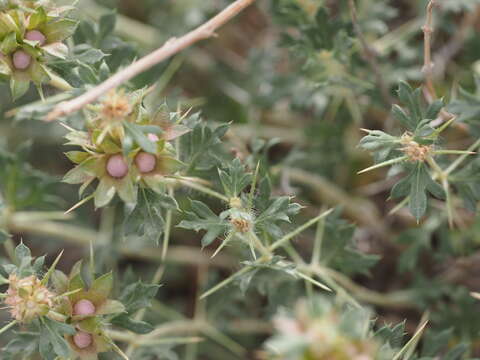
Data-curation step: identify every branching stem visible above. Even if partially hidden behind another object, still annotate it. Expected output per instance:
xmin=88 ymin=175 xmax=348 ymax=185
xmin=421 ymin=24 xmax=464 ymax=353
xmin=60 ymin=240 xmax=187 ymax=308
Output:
xmin=46 ymin=0 xmax=256 ymax=121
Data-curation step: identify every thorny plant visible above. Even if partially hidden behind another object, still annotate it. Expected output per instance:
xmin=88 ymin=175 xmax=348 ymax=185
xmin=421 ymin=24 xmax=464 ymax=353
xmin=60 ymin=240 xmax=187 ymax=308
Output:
xmin=2 ymin=0 xmax=480 ymax=359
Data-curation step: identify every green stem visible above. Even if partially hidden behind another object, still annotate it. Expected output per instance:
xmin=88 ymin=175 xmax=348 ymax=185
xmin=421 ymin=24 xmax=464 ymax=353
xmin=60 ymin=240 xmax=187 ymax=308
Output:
xmin=310 ymin=265 xmax=415 ymax=308
xmin=311 ymin=214 xmax=326 ymax=266
xmin=358 ymin=156 xmax=408 ymax=174
xmin=176 ymin=178 xmax=229 ymax=203
xmin=48 ymin=74 xmax=73 ymax=92
xmin=269 ymin=209 xmax=333 ymax=252
xmin=200 ymin=266 xmax=252 ymax=300
xmin=445 ymin=138 xmax=480 ymax=175
xmin=247 ymin=231 xmax=271 ymax=258
xmin=0 ymin=320 xmax=17 ymax=336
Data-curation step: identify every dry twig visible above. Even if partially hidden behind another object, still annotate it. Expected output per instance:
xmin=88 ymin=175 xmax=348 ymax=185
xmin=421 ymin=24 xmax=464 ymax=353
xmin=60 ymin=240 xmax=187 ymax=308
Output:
xmin=46 ymin=0 xmax=256 ymax=121
xmin=422 ymin=0 xmax=438 ymax=100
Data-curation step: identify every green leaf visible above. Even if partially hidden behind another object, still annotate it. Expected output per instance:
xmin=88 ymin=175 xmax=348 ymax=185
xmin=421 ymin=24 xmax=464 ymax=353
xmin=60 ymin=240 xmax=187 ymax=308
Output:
xmin=177 ymin=200 xmax=229 ymax=247
xmin=94 ymin=178 xmax=116 ymax=208
xmin=409 ymin=163 xmax=428 ymax=220
xmin=123 ymin=189 xmax=166 ymax=245
xmin=397 ymin=81 xmax=423 ymax=127
xmin=425 ymin=99 xmax=444 ymax=120
xmin=218 ymin=158 xmax=252 ymax=198
xmin=15 ymin=242 xmax=31 ymax=262
xmin=255 ymin=196 xmax=302 ymax=239
xmin=28 ymin=7 xmax=47 ymax=29
xmin=3 ymin=332 xmax=39 ymax=360
xmin=44 ymin=19 xmax=78 ymax=42
xmin=392 ymin=104 xmax=416 ymax=131
xmin=123 ymin=121 xmax=157 ymax=154
xmin=181 ymin=119 xmax=229 ymax=173
xmin=1 ymin=31 xmax=17 ymax=54
xmin=111 ymin=314 xmax=154 ymax=334
xmin=10 ymin=78 xmax=30 ymax=101
xmin=42 ymin=317 xmax=75 ymax=358
xmin=116 ymin=280 xmax=159 ymax=313
xmin=89 ymin=271 xmax=114 ymax=301
xmin=75 ymin=45 xmax=107 ymax=64
xmin=98 ymin=11 xmax=116 ymax=40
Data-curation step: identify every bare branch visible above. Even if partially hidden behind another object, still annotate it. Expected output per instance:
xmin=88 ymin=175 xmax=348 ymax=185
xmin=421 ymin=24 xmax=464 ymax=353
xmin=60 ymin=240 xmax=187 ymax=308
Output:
xmin=422 ymin=0 xmax=438 ymax=100
xmin=46 ymin=0 xmax=256 ymax=121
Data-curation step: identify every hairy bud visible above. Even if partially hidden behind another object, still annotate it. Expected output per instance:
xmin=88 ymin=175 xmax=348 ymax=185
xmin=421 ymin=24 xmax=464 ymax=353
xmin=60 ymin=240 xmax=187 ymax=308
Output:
xmin=148 ymin=133 xmax=159 ymax=142
xmin=73 ymin=331 xmax=93 ymax=349
xmin=135 ymin=152 xmax=157 ymax=174
xmin=25 ymin=30 xmax=46 ymax=45
xmin=106 ymin=154 xmax=128 ymax=178
xmin=12 ymin=50 xmax=32 ymax=70
xmin=73 ymin=299 xmax=96 ymax=316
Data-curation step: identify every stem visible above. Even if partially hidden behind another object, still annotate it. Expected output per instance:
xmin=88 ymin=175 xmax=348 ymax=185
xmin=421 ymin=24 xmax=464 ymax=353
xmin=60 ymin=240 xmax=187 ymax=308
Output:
xmin=269 ymin=209 xmax=333 ymax=252
xmin=357 ymin=156 xmax=408 ymax=174
xmin=426 ymin=155 xmax=445 ymax=181
xmin=46 ymin=0 xmax=256 ymax=121
xmin=162 ymin=187 xmax=175 ymax=261
xmin=126 ymin=188 xmax=175 ymax=356
xmin=48 ymin=74 xmax=73 ymax=92
xmin=247 ymin=231 xmax=271 ymax=258
xmin=200 ymin=266 xmax=252 ymax=300
xmin=422 ymin=0 xmax=437 ymax=99
xmin=310 ymin=214 xmax=326 ymax=266
xmin=176 ymin=178 xmax=229 ymax=203
xmin=445 ymin=138 xmax=480 ymax=175
xmin=309 ymin=265 xmax=415 ymax=309
xmin=0 ymin=320 xmax=17 ymax=336
xmin=111 ymin=342 xmax=130 ymax=360
xmin=442 ymin=177 xmax=454 ymax=228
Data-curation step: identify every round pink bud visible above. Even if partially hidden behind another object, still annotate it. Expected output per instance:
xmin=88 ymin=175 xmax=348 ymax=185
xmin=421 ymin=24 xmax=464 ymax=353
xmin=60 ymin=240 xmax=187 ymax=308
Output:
xmin=148 ymin=133 xmax=159 ymax=142
xmin=25 ymin=30 xmax=46 ymax=46
xmin=73 ymin=331 xmax=92 ymax=349
xmin=106 ymin=154 xmax=129 ymax=178
xmin=73 ymin=299 xmax=96 ymax=316
xmin=135 ymin=152 xmax=157 ymax=174
xmin=12 ymin=50 xmax=32 ymax=70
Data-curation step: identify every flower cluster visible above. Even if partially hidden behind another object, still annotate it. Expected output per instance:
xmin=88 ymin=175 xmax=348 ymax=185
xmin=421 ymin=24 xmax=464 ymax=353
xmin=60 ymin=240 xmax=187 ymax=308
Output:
xmin=0 ymin=0 xmax=76 ymax=99
xmin=262 ymin=297 xmax=388 ymax=360
xmin=4 ymin=273 xmax=54 ymax=323
xmin=63 ymin=89 xmax=188 ymax=208
xmin=0 ymin=243 xmax=148 ymax=360
xmin=54 ymin=267 xmax=124 ymax=359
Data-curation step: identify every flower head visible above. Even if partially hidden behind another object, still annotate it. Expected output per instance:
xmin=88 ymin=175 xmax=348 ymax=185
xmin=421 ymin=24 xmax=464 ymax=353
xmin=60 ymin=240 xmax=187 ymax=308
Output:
xmin=4 ymin=273 xmax=55 ymax=323
xmin=63 ymin=94 xmax=187 ymax=208
xmin=0 ymin=2 xmax=76 ymax=98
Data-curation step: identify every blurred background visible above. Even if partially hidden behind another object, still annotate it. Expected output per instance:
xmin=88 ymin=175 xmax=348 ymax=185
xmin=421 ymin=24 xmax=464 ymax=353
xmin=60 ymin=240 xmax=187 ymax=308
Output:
xmin=2 ymin=0 xmax=480 ymax=358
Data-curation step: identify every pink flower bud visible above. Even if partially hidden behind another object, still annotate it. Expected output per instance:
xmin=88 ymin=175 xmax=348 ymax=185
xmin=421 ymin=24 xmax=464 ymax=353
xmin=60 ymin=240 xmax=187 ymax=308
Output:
xmin=12 ymin=50 xmax=32 ymax=70
xmin=25 ymin=30 xmax=46 ymax=46
xmin=135 ymin=152 xmax=157 ymax=174
xmin=106 ymin=154 xmax=128 ymax=178
xmin=73 ymin=331 xmax=93 ymax=349
xmin=73 ymin=299 xmax=96 ymax=316
xmin=148 ymin=133 xmax=159 ymax=142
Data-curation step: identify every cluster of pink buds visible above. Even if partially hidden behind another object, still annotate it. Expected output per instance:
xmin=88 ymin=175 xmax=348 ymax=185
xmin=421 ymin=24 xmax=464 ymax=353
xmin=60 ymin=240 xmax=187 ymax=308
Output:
xmin=4 ymin=274 xmax=55 ymax=323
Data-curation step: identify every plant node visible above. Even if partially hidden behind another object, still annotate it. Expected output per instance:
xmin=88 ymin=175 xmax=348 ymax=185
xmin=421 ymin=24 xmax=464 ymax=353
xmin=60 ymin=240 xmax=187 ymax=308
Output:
xmin=400 ymin=134 xmax=432 ymax=162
